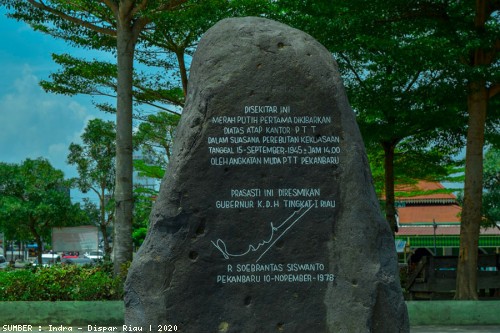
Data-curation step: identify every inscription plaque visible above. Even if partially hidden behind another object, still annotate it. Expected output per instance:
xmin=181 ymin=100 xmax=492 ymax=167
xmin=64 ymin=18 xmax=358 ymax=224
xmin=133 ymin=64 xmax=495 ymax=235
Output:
xmin=125 ymin=17 xmax=409 ymax=333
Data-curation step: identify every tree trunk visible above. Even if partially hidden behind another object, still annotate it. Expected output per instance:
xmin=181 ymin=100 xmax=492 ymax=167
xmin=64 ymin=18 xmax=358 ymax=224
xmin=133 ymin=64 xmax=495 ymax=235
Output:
xmin=455 ymin=80 xmax=488 ymax=300
xmin=10 ymin=241 xmax=14 ymax=264
xmin=101 ymin=222 xmax=110 ymax=258
xmin=114 ymin=23 xmax=136 ymax=276
xmin=35 ymin=237 xmax=44 ymax=266
xmin=383 ymin=141 xmax=398 ymax=235
xmin=29 ymin=220 xmax=44 ymax=266
xmin=99 ymin=190 xmax=111 ymax=258
xmin=455 ymin=0 xmax=493 ymax=300
xmin=175 ymin=49 xmax=188 ymax=96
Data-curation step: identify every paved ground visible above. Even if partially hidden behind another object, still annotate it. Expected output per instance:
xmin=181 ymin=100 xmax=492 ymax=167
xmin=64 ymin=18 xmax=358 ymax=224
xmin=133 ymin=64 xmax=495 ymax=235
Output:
xmin=1 ymin=326 xmax=124 ymax=332
xmin=2 ymin=326 xmax=177 ymax=333
xmin=3 ymin=325 xmax=500 ymax=332
xmin=412 ymin=326 xmax=500 ymax=333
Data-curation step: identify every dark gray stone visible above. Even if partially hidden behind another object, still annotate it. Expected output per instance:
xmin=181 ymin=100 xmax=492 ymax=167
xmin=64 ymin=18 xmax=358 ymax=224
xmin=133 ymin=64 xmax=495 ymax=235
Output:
xmin=125 ymin=17 xmax=409 ymax=333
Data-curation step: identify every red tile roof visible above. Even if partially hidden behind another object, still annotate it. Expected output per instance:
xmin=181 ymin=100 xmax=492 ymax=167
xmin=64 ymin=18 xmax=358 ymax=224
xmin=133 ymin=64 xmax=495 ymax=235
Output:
xmin=398 ymin=205 xmax=461 ymax=223
xmin=386 ymin=180 xmax=500 ymax=237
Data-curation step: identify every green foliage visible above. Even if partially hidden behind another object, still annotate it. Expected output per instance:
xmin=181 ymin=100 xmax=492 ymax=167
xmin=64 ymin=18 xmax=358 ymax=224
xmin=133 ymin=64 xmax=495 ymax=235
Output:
xmin=132 ymin=185 xmax=157 ymax=245
xmin=0 ymin=158 xmax=86 ymax=251
xmin=273 ymin=0 xmax=473 ymax=233
xmin=132 ymin=111 xmax=180 ymax=246
xmin=119 ymin=261 xmax=131 ymax=282
xmin=0 ymin=0 xmax=192 ymax=276
xmin=67 ymin=119 xmax=115 ymax=257
xmin=41 ymin=54 xmax=118 ymax=96
xmin=40 ymin=54 xmax=185 ymax=110
xmin=67 ymin=119 xmax=115 ymax=195
xmin=0 ymin=0 xmax=117 ymax=51
xmin=0 ymin=269 xmax=37 ymax=301
xmin=135 ymin=111 xmax=180 ymax=168
xmin=34 ymin=0 xmax=275 ymax=115
xmin=483 ymin=147 xmax=500 ymax=226
xmin=133 ymin=160 xmax=165 ymax=180
xmin=0 ymin=264 xmax=123 ymax=301
xmin=368 ymin=142 xmax=464 ymax=197
xmin=132 ymin=227 xmax=148 ymax=248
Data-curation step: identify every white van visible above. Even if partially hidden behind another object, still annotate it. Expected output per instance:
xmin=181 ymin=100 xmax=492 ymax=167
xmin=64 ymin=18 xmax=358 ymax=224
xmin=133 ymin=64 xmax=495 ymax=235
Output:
xmin=33 ymin=253 xmax=61 ymax=267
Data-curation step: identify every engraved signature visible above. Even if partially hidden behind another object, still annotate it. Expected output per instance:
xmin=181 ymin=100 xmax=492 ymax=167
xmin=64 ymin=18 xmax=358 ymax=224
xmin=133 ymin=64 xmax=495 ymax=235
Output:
xmin=211 ymin=205 xmax=314 ymax=262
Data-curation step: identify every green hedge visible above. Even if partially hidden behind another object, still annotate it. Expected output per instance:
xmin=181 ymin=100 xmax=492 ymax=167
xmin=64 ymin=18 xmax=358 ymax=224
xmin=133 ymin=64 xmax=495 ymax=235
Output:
xmin=0 ymin=264 xmax=123 ymax=301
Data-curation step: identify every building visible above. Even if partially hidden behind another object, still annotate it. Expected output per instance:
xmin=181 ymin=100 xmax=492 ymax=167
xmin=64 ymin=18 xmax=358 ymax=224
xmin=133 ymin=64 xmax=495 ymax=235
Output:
xmin=394 ymin=180 xmax=500 ymax=260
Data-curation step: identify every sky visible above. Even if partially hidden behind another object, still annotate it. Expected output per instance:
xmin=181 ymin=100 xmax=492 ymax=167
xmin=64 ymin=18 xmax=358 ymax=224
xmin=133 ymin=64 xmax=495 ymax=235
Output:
xmin=0 ymin=8 xmax=115 ymax=204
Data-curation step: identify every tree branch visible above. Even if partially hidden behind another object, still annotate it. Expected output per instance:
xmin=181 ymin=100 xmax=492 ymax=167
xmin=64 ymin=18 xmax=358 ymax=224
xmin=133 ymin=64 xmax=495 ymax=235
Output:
xmin=131 ymin=0 xmax=188 ymax=42
xmin=374 ymin=3 xmax=449 ymax=24
xmin=139 ymin=101 xmax=182 ymax=115
xmin=493 ymin=38 xmax=500 ymax=57
xmin=131 ymin=0 xmax=149 ymax=17
xmin=488 ymin=83 xmax=500 ymax=98
xmin=27 ymin=0 xmax=117 ymax=36
xmin=403 ymin=71 xmax=422 ymax=94
xmin=100 ymin=0 xmax=119 ymax=17
xmin=487 ymin=0 xmax=500 ymax=16
xmin=337 ymin=52 xmax=366 ymax=90
xmin=157 ymin=0 xmax=189 ymax=12
xmin=90 ymin=186 xmax=101 ymax=199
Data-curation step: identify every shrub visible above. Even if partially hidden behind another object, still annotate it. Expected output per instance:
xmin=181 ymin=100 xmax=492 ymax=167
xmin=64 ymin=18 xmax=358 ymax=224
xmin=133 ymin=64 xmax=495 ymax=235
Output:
xmin=0 ymin=269 xmax=37 ymax=301
xmin=0 ymin=263 xmax=123 ymax=301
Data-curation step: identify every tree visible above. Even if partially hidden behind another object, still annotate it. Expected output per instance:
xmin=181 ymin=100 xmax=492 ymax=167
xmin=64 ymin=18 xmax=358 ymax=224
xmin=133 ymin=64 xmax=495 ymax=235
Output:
xmin=67 ymin=118 xmax=116 ymax=258
xmin=275 ymin=0 xmax=500 ymax=299
xmin=138 ymin=0 xmax=235 ymax=96
xmin=131 ymin=182 xmax=160 ymax=249
xmin=273 ymin=0 xmax=466 ymax=234
xmin=454 ymin=0 xmax=500 ymax=300
xmin=131 ymin=112 xmax=179 ymax=248
xmin=0 ymin=158 xmax=85 ymax=265
xmin=135 ymin=111 xmax=180 ymax=167
xmin=40 ymin=53 xmax=184 ymax=114
xmin=0 ymin=0 xmax=189 ymax=275
xmin=39 ymin=0 xmax=266 ymax=111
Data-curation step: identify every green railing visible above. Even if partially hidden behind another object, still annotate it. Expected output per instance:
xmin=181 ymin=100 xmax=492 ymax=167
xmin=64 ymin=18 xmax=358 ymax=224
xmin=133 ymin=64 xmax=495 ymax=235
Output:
xmin=397 ymin=235 xmax=500 ymax=248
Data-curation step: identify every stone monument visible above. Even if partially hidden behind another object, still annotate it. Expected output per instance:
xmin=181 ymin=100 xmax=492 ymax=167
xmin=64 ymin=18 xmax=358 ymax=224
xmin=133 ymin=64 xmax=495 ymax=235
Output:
xmin=125 ymin=17 xmax=409 ymax=333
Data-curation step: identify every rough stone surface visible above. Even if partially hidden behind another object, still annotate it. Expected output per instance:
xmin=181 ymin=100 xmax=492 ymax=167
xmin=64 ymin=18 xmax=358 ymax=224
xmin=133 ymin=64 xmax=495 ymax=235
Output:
xmin=125 ymin=17 xmax=409 ymax=333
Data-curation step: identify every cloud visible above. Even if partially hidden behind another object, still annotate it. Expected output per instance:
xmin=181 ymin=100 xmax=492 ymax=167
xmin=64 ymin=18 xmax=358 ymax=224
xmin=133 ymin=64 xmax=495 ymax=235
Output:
xmin=0 ymin=65 xmax=90 ymax=176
